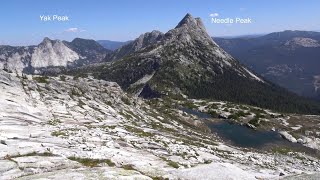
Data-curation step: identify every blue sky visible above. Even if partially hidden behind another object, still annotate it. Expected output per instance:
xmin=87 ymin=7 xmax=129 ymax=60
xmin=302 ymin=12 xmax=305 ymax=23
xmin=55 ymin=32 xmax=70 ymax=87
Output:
xmin=1 ymin=0 xmax=320 ymax=45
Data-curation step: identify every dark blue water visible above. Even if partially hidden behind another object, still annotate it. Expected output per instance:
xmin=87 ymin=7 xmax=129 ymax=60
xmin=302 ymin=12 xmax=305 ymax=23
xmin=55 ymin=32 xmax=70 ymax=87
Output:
xmin=181 ymin=107 xmax=320 ymax=156
xmin=207 ymin=121 xmax=284 ymax=148
xmin=181 ymin=107 xmax=285 ymax=147
xmin=207 ymin=120 xmax=319 ymax=157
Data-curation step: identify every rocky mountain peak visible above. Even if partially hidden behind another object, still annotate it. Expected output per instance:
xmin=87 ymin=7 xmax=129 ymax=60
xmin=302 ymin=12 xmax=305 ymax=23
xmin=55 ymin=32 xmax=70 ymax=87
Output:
xmin=39 ymin=37 xmax=54 ymax=46
xmin=98 ymin=13 xmax=276 ymax=105
xmin=166 ymin=13 xmax=214 ymax=46
xmin=108 ymin=30 xmax=164 ymax=61
xmin=31 ymin=37 xmax=79 ymax=69
xmin=42 ymin=37 xmax=52 ymax=42
xmin=175 ymin=13 xmax=207 ymax=32
xmin=38 ymin=37 xmax=65 ymax=50
xmin=134 ymin=30 xmax=163 ymax=51
xmin=175 ymin=13 xmax=195 ymax=28
xmin=108 ymin=14 xmax=214 ymax=61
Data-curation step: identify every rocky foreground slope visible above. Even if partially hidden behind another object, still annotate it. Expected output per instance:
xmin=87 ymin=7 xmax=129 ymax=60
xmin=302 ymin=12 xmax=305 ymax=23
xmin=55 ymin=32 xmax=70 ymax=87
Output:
xmin=1 ymin=70 xmax=320 ymax=179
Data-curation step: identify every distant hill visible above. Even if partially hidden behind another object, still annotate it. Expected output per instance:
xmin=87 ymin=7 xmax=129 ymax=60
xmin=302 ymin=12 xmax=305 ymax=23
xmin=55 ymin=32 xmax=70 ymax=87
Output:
xmin=97 ymin=40 xmax=132 ymax=51
xmin=215 ymin=30 xmax=320 ymax=100
xmin=216 ymin=33 xmax=266 ymax=39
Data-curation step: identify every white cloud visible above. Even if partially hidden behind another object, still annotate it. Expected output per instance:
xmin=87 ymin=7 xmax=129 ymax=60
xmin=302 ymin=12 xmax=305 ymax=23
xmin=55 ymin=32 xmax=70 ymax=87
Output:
xmin=209 ymin=13 xmax=219 ymax=17
xmin=65 ymin=28 xmax=78 ymax=32
xmin=239 ymin=7 xmax=246 ymax=11
xmin=64 ymin=28 xmax=86 ymax=33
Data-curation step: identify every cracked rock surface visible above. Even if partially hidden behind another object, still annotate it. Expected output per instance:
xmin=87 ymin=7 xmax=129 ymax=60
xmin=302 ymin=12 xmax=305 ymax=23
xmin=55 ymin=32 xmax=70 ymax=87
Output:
xmin=0 ymin=70 xmax=320 ymax=179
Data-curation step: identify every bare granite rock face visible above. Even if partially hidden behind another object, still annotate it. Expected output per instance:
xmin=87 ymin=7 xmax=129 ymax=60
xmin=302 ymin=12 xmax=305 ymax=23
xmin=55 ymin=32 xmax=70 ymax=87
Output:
xmin=31 ymin=38 xmax=79 ymax=68
xmin=0 ymin=37 xmax=109 ymax=74
xmin=109 ymin=30 xmax=164 ymax=61
xmin=285 ymin=37 xmax=320 ymax=48
xmin=279 ymin=131 xmax=298 ymax=143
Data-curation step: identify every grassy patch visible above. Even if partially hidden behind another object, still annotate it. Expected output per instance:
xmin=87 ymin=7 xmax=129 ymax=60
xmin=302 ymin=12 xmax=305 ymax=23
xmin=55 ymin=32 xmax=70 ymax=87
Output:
xmin=248 ymin=113 xmax=264 ymax=127
xmin=104 ymin=125 xmax=116 ymax=129
xmin=125 ymin=110 xmax=140 ymax=120
xmin=204 ymin=159 xmax=212 ymax=164
xmin=167 ymin=160 xmax=179 ymax=168
xmin=119 ymin=111 xmax=133 ymax=120
xmin=228 ymin=111 xmax=250 ymax=120
xmin=184 ymin=101 xmax=198 ymax=109
xmin=121 ymin=164 xmax=135 ymax=170
xmin=105 ymin=159 xmax=116 ymax=167
xmin=71 ymin=88 xmax=82 ymax=97
xmin=105 ymin=101 xmax=113 ymax=106
xmin=60 ymin=75 xmax=66 ymax=81
xmin=250 ymin=108 xmax=266 ymax=115
xmin=121 ymin=96 xmax=131 ymax=105
xmin=6 ymin=151 xmax=54 ymax=159
xmin=207 ymin=110 xmax=218 ymax=118
xmin=152 ymin=177 xmax=169 ymax=180
xmin=160 ymin=157 xmax=180 ymax=169
xmin=24 ymin=152 xmax=54 ymax=157
xmin=272 ymin=147 xmax=292 ymax=155
xmin=33 ymin=76 xmax=49 ymax=84
xmin=68 ymin=157 xmax=115 ymax=167
xmin=125 ymin=125 xmax=153 ymax=137
xmin=78 ymin=99 xmax=86 ymax=108
xmin=51 ymin=130 xmax=67 ymax=137
xmin=48 ymin=119 xmax=61 ymax=125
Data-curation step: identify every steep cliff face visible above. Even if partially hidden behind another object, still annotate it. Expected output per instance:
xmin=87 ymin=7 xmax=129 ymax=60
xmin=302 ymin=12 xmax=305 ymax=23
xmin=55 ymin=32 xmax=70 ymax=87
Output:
xmin=31 ymin=38 xmax=80 ymax=68
xmin=0 ymin=37 xmax=109 ymax=74
xmin=0 ymin=46 xmax=34 ymax=73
